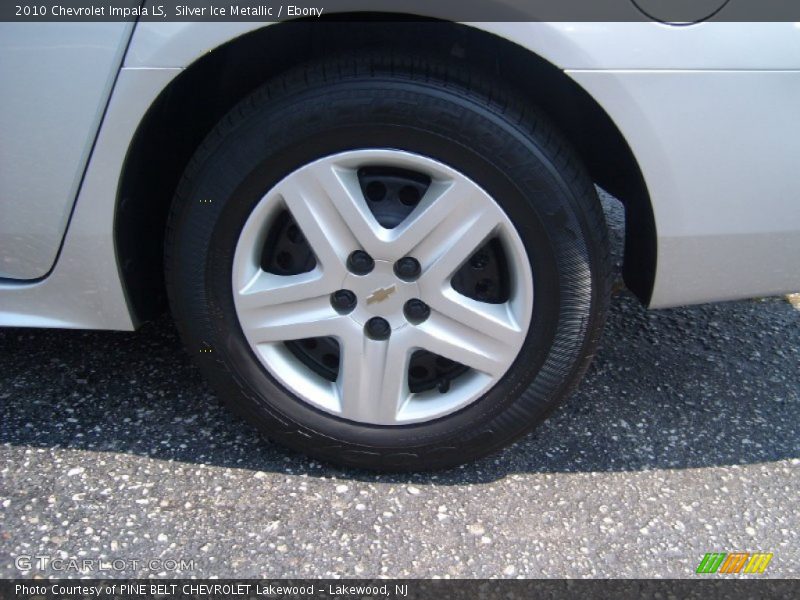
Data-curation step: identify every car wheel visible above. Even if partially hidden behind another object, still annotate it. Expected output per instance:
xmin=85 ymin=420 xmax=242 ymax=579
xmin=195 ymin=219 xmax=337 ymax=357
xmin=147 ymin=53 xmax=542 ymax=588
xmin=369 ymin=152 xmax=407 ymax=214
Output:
xmin=165 ymin=53 xmax=611 ymax=471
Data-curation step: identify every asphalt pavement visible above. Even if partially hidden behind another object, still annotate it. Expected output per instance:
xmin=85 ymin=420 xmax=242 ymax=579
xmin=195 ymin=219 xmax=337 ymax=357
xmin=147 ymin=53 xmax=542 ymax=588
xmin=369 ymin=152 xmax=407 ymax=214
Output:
xmin=1 ymin=195 xmax=798 ymax=578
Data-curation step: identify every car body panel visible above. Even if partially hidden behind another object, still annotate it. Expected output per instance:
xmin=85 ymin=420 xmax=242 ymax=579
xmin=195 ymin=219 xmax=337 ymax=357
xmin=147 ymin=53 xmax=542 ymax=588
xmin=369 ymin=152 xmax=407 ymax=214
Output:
xmin=568 ymin=68 xmax=800 ymax=307
xmin=0 ymin=22 xmax=134 ymax=280
xmin=0 ymin=68 xmax=178 ymax=329
xmin=125 ymin=21 xmax=800 ymax=71
xmin=0 ymin=21 xmax=798 ymax=328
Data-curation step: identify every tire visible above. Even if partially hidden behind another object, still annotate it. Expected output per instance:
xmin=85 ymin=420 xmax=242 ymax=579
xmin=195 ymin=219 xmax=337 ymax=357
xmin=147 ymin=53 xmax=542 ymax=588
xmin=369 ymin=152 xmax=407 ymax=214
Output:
xmin=165 ymin=52 xmax=611 ymax=471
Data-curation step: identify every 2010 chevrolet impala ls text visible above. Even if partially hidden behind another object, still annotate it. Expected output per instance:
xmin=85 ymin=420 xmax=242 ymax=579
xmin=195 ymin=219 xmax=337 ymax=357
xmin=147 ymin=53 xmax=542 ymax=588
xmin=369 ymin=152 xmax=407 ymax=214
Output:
xmin=1 ymin=16 xmax=798 ymax=470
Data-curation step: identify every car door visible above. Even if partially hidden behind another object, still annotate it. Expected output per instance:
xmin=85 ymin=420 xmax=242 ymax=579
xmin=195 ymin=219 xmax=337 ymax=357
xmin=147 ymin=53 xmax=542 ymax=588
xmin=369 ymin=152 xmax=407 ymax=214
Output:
xmin=0 ymin=22 xmax=134 ymax=280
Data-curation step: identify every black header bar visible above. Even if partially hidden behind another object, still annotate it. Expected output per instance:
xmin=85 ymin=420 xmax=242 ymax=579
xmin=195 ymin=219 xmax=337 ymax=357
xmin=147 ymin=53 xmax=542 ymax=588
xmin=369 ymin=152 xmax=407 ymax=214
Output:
xmin=4 ymin=0 xmax=800 ymax=22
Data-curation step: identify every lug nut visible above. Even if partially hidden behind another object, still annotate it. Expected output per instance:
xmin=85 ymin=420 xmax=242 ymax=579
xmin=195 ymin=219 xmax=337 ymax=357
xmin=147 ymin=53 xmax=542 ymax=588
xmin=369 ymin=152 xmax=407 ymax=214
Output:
xmin=404 ymin=298 xmax=430 ymax=324
xmin=394 ymin=256 xmax=421 ymax=281
xmin=365 ymin=317 xmax=391 ymax=341
xmin=330 ymin=289 xmax=357 ymax=313
xmin=347 ymin=250 xmax=374 ymax=275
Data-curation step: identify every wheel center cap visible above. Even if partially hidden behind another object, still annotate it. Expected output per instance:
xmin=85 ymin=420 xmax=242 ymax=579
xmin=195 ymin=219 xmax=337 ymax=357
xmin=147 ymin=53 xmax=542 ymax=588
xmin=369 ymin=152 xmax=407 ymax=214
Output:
xmin=343 ymin=260 xmax=419 ymax=329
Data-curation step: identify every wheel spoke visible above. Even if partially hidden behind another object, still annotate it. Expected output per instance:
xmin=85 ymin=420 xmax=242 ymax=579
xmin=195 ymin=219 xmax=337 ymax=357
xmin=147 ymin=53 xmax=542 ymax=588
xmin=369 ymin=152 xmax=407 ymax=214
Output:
xmin=432 ymin=286 xmax=526 ymax=342
xmin=237 ymin=276 xmax=345 ymax=343
xmin=377 ymin=179 xmax=465 ymax=259
xmin=337 ymin=331 xmax=411 ymax=424
xmin=414 ymin=202 xmax=503 ymax=289
xmin=411 ymin=308 xmax=522 ymax=378
xmin=278 ymin=175 xmax=356 ymax=279
xmin=249 ymin=301 xmax=344 ymax=343
xmin=235 ymin=269 xmax=333 ymax=311
xmin=282 ymin=160 xmax=403 ymax=266
xmin=304 ymin=161 xmax=390 ymax=257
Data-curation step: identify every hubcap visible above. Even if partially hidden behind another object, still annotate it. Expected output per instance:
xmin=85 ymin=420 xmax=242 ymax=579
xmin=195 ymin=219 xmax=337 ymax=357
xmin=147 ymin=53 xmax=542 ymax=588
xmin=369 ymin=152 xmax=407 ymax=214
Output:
xmin=232 ymin=149 xmax=533 ymax=425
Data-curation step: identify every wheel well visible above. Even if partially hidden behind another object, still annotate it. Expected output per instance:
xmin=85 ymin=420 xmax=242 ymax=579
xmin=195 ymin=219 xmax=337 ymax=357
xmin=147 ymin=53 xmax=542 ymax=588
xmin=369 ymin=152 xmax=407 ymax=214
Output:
xmin=116 ymin=18 xmax=656 ymax=324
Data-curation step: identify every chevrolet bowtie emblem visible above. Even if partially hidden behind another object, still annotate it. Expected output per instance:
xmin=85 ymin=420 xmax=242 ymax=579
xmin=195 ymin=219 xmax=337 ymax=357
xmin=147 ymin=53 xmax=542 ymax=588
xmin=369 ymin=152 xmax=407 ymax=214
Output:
xmin=366 ymin=285 xmax=397 ymax=305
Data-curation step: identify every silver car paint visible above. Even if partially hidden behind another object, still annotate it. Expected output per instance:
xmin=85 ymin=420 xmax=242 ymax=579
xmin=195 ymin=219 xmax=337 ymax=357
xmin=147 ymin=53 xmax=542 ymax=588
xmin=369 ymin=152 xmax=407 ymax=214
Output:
xmin=0 ymin=22 xmax=798 ymax=328
xmin=0 ymin=68 xmax=178 ymax=329
xmin=569 ymin=68 xmax=800 ymax=307
xmin=0 ymin=22 xmax=134 ymax=280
